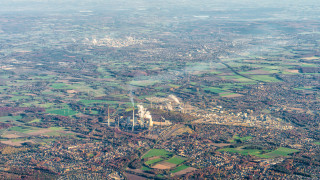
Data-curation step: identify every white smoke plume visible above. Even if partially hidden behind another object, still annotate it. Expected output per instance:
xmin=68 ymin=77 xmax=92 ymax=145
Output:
xmin=138 ymin=104 xmax=151 ymax=119
xmin=166 ymin=102 xmax=173 ymax=111
xmin=129 ymin=86 xmax=135 ymax=106
xmin=168 ymin=94 xmax=180 ymax=104
xmin=138 ymin=104 xmax=153 ymax=127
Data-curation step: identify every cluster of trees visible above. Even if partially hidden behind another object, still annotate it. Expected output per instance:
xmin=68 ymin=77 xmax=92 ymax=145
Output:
xmin=0 ymin=107 xmax=45 ymax=116
xmin=1 ymin=146 xmax=29 ymax=155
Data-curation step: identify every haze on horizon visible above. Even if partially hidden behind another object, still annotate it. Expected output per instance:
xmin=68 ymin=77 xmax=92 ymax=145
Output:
xmin=0 ymin=0 xmax=319 ymax=21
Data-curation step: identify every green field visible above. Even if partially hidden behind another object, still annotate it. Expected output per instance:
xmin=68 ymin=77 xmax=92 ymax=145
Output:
xmin=153 ymin=92 xmax=167 ymax=96
xmin=170 ymin=165 xmax=190 ymax=173
xmin=51 ymin=83 xmax=72 ymax=89
xmin=141 ymin=165 xmax=151 ymax=171
xmin=203 ymin=87 xmax=225 ymax=94
xmin=28 ymin=119 xmax=41 ymax=123
xmin=8 ymin=126 xmax=31 ymax=133
xmin=300 ymin=63 xmax=318 ymax=67
xmin=219 ymin=146 xmax=299 ymax=159
xmin=265 ymin=147 xmax=299 ymax=157
xmin=10 ymin=96 xmax=30 ymax=101
xmin=7 ymin=126 xmax=45 ymax=134
xmin=314 ymin=142 xmax=320 ymax=145
xmin=0 ymin=116 xmax=23 ymax=125
xmin=142 ymin=149 xmax=172 ymax=159
xmin=166 ymin=156 xmax=186 ymax=165
xmin=0 ymin=116 xmax=22 ymax=123
xmin=33 ymin=74 xmax=56 ymax=80
xmin=21 ymin=101 xmax=54 ymax=108
xmin=90 ymin=110 xmax=99 ymax=115
xmin=145 ymin=158 xmax=163 ymax=165
xmin=294 ymin=86 xmax=314 ymax=91
xmin=45 ymin=131 xmax=73 ymax=136
xmin=229 ymin=135 xmax=252 ymax=143
xmin=218 ymin=146 xmax=271 ymax=158
xmin=46 ymin=109 xmax=77 ymax=116
xmin=49 ymin=127 xmax=65 ymax=131
xmin=168 ymin=84 xmax=181 ymax=88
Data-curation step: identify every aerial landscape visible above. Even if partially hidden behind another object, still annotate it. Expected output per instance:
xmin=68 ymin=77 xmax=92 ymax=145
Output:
xmin=0 ymin=0 xmax=320 ymax=179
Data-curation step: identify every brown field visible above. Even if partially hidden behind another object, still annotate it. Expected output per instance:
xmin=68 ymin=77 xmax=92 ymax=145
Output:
xmin=173 ymin=167 xmax=197 ymax=176
xmin=27 ymin=129 xmax=53 ymax=136
xmin=124 ymin=172 xmax=147 ymax=180
xmin=285 ymin=69 xmax=299 ymax=73
xmin=152 ymin=161 xmax=176 ymax=169
xmin=171 ymin=126 xmax=194 ymax=136
xmin=222 ymin=94 xmax=243 ymax=98
xmin=1 ymin=140 xmax=35 ymax=146
xmin=67 ymin=90 xmax=77 ymax=94
xmin=210 ymin=143 xmax=231 ymax=147
xmin=302 ymin=56 xmax=319 ymax=60
xmin=147 ymin=156 xmax=161 ymax=161
xmin=287 ymin=107 xmax=305 ymax=113
xmin=2 ymin=133 xmax=25 ymax=139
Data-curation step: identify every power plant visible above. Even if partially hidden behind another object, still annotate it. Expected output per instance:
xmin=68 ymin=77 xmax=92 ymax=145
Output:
xmin=104 ymin=95 xmax=176 ymax=132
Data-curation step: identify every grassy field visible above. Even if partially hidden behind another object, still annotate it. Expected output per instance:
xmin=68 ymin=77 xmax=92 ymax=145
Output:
xmin=45 ymin=131 xmax=73 ymax=136
xmin=0 ymin=116 xmax=22 ymax=124
xmin=229 ymin=135 xmax=252 ymax=143
xmin=218 ymin=146 xmax=271 ymax=158
xmin=142 ymin=149 xmax=172 ymax=159
xmin=10 ymin=96 xmax=30 ymax=101
xmin=141 ymin=165 xmax=151 ymax=171
xmin=170 ymin=165 xmax=190 ymax=173
xmin=28 ymin=119 xmax=41 ymax=123
xmin=46 ymin=109 xmax=77 ymax=116
xmin=219 ymin=146 xmax=299 ymax=159
xmin=8 ymin=126 xmax=31 ymax=133
xmin=168 ymin=84 xmax=181 ymax=88
xmin=166 ymin=156 xmax=186 ymax=165
xmin=51 ymin=83 xmax=72 ymax=89
xmin=294 ymin=86 xmax=314 ymax=91
xmin=49 ymin=127 xmax=65 ymax=131
xmin=314 ymin=142 xmax=320 ymax=145
xmin=300 ymin=63 xmax=318 ymax=67
xmin=265 ymin=147 xmax=299 ymax=157
xmin=6 ymin=126 xmax=71 ymax=137
xmin=21 ymin=101 xmax=55 ymax=108
xmin=33 ymin=74 xmax=56 ymax=80
xmin=145 ymin=158 xmax=163 ymax=165
xmin=203 ymin=87 xmax=225 ymax=94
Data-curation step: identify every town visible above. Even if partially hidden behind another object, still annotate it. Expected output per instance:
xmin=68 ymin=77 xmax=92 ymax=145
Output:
xmin=0 ymin=0 xmax=320 ymax=179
